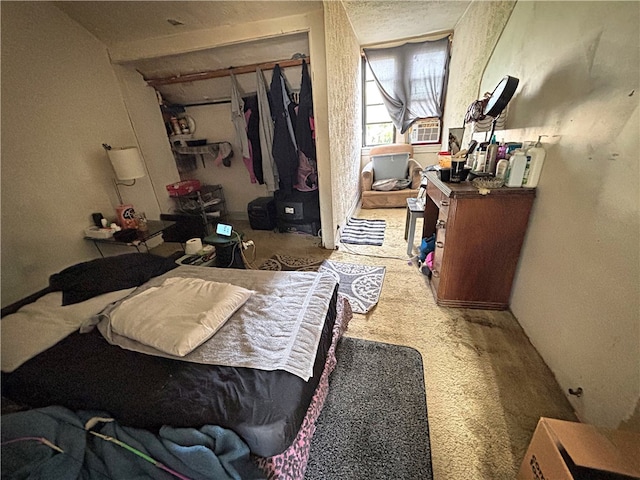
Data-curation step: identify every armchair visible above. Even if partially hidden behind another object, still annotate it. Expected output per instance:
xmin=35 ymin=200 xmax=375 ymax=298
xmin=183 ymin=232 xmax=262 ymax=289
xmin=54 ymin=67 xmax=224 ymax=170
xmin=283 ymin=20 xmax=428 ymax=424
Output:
xmin=361 ymin=144 xmax=423 ymax=209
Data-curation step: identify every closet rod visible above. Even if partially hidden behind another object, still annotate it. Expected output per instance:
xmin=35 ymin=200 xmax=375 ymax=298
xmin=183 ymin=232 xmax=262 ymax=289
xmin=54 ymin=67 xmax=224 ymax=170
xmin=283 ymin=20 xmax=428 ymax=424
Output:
xmin=145 ymin=56 xmax=310 ymax=87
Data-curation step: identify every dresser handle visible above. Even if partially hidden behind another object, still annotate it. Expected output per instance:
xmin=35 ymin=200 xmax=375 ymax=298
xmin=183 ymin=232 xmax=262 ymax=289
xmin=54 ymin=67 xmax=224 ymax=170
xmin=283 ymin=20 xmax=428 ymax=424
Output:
xmin=432 ymin=270 xmax=440 ymax=278
xmin=436 ymin=220 xmax=446 ymax=228
xmin=436 ymin=241 xmax=444 ymax=248
xmin=441 ymin=200 xmax=449 ymax=207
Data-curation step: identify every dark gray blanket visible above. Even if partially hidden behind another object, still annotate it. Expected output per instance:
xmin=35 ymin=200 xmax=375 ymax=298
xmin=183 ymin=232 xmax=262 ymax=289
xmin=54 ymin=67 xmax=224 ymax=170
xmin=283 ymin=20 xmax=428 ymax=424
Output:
xmin=1 ymin=406 xmax=265 ymax=479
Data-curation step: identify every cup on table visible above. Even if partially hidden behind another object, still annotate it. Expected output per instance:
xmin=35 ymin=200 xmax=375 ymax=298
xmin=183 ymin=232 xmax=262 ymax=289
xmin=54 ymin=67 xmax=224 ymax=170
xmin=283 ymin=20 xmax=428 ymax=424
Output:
xmin=450 ymin=159 xmax=467 ymax=183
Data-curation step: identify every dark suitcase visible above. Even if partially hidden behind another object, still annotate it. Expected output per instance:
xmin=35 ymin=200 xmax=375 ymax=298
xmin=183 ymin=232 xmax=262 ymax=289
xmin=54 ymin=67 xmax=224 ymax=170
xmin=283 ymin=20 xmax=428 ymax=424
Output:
xmin=248 ymin=197 xmax=277 ymax=230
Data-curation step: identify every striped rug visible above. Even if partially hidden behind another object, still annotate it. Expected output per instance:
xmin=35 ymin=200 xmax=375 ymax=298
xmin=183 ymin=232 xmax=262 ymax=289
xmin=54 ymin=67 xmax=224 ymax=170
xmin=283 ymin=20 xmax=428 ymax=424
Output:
xmin=339 ymin=218 xmax=386 ymax=246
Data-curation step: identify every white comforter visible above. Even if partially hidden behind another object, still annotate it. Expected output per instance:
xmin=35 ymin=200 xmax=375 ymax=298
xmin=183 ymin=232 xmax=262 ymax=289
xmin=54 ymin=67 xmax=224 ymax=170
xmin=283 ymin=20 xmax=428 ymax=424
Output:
xmin=90 ymin=266 xmax=338 ymax=381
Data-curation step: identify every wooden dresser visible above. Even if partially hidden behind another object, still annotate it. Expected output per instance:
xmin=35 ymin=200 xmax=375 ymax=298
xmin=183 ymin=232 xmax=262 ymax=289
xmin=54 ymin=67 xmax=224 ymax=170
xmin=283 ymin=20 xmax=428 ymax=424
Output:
xmin=422 ymin=172 xmax=536 ymax=310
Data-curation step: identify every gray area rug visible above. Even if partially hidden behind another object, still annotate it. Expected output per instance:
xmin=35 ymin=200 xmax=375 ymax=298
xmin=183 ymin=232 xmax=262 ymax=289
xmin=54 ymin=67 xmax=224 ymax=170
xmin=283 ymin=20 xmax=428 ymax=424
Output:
xmin=258 ymin=255 xmax=385 ymax=314
xmin=305 ymin=337 xmax=433 ymax=479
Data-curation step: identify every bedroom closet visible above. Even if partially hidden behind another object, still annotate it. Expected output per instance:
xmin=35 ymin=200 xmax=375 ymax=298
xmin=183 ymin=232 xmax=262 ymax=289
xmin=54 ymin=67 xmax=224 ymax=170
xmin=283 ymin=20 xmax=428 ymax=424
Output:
xmin=140 ymin=32 xmax=321 ymax=237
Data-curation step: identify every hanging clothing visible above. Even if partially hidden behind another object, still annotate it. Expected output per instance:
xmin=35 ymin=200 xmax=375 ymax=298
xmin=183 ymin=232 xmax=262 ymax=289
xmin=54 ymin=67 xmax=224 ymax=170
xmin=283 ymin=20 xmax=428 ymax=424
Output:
xmin=293 ymin=60 xmax=317 ymax=192
xmin=243 ymin=95 xmax=263 ymax=184
xmin=243 ymin=109 xmax=257 ymax=183
xmin=295 ymin=60 xmax=316 ymax=161
xmin=256 ymin=68 xmax=279 ymax=193
xmin=294 ymin=150 xmax=318 ymax=192
xmin=230 ymin=74 xmax=251 ymax=161
xmin=270 ymin=64 xmax=299 ymax=194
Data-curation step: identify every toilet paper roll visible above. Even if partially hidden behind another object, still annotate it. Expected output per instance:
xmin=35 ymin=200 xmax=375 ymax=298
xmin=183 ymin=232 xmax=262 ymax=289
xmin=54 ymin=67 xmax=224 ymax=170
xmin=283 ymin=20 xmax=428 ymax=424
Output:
xmin=185 ymin=238 xmax=203 ymax=255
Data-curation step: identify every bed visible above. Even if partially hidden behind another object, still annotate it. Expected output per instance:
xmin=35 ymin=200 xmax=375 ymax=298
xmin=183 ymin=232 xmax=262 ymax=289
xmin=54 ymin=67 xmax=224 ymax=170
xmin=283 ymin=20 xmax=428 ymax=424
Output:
xmin=1 ymin=253 xmax=352 ymax=479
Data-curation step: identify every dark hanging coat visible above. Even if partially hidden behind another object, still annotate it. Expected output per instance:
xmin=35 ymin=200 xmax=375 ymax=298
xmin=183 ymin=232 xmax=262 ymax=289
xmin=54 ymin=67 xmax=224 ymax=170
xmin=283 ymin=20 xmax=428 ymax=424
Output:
xmin=243 ymin=95 xmax=264 ymax=184
xmin=295 ymin=60 xmax=316 ymax=161
xmin=270 ymin=64 xmax=299 ymax=194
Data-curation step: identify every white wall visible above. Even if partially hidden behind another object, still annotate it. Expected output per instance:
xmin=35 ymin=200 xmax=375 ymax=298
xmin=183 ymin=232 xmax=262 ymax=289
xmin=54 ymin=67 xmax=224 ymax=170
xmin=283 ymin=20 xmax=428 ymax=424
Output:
xmin=179 ymin=102 xmax=272 ymax=218
xmin=323 ymin=1 xmax=363 ymax=230
xmin=112 ymin=65 xmax=181 ymax=216
xmin=0 ymin=3 xmax=158 ymax=306
xmin=481 ymin=1 xmax=639 ymax=429
xmin=443 ymin=1 xmax=516 ymax=145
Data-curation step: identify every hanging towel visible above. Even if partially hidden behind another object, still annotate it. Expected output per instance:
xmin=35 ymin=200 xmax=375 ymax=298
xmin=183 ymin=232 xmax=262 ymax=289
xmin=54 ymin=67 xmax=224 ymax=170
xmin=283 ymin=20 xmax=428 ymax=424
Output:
xmin=230 ymin=74 xmax=250 ymax=161
xmin=256 ymin=68 xmax=279 ymax=193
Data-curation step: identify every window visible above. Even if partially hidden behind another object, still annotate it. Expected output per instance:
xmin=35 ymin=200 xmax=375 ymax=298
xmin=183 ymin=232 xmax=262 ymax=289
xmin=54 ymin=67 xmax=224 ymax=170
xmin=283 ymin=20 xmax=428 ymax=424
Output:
xmin=363 ymin=60 xmax=395 ymax=146
xmin=362 ymin=37 xmax=450 ymax=146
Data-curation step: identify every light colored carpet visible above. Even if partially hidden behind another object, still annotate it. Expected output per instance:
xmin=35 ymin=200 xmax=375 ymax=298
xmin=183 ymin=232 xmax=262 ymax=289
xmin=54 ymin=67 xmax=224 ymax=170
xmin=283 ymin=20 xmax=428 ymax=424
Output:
xmin=157 ymin=208 xmax=577 ymax=479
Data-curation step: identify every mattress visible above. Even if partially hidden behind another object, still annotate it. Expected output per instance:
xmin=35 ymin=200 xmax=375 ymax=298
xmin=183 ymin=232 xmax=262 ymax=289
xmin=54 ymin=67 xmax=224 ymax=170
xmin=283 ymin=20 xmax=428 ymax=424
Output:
xmin=1 ymin=255 xmax=341 ymax=459
xmin=2 ymin=287 xmax=337 ymax=458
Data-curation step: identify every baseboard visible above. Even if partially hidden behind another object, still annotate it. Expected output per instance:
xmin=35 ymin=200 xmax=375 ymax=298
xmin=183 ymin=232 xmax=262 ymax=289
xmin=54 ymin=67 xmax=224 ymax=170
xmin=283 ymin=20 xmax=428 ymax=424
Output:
xmin=336 ymin=195 xmax=362 ymax=245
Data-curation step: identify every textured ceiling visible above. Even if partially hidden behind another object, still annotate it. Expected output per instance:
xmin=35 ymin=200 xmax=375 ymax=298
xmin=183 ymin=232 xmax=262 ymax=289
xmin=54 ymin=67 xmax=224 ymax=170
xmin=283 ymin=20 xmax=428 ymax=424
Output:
xmin=54 ymin=0 xmax=469 ymax=105
xmin=342 ymin=0 xmax=469 ymax=46
xmin=54 ymin=1 xmax=324 ymax=45
xmin=55 ymin=1 xmax=468 ymax=48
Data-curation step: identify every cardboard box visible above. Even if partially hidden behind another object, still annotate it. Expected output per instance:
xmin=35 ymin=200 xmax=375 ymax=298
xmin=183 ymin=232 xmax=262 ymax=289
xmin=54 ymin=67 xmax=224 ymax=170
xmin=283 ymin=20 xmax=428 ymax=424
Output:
xmin=518 ymin=418 xmax=640 ymax=480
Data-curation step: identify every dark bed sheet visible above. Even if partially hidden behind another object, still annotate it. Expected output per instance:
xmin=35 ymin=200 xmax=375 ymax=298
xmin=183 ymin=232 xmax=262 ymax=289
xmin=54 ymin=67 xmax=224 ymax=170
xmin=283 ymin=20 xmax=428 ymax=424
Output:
xmin=2 ymin=286 xmax=338 ymax=458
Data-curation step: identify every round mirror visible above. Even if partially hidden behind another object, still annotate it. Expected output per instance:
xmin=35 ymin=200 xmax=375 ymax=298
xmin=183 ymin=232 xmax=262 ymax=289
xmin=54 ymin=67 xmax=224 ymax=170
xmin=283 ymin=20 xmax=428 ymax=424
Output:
xmin=483 ymin=76 xmax=519 ymax=118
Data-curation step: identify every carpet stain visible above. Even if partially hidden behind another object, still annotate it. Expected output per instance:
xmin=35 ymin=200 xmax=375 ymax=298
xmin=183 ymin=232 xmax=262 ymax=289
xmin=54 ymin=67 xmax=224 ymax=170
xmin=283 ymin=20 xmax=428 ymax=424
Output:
xmin=456 ymin=340 xmax=482 ymax=355
xmin=461 ymin=314 xmax=501 ymax=329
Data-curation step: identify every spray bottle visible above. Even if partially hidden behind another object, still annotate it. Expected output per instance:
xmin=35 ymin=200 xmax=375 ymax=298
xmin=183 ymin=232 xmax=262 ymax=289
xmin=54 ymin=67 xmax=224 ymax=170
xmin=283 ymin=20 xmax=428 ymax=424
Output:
xmin=522 ymin=135 xmax=548 ymax=187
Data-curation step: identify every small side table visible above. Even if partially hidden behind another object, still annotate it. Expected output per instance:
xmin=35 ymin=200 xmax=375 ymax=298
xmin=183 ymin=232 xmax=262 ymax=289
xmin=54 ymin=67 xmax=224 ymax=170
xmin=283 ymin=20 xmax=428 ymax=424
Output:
xmin=85 ymin=219 xmax=176 ymax=257
xmin=405 ymin=198 xmax=425 ymax=256
xmin=203 ymin=230 xmax=244 ymax=268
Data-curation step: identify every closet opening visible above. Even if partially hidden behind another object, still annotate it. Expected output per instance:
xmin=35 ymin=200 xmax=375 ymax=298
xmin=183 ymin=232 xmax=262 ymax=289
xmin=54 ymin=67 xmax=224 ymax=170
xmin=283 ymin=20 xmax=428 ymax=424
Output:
xmin=133 ymin=32 xmax=321 ymax=239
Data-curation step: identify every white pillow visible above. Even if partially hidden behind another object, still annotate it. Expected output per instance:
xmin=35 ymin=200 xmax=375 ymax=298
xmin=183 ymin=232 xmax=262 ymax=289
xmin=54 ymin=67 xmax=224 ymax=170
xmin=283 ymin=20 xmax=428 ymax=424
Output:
xmin=1 ymin=288 xmax=135 ymax=372
xmin=109 ymin=277 xmax=253 ymax=357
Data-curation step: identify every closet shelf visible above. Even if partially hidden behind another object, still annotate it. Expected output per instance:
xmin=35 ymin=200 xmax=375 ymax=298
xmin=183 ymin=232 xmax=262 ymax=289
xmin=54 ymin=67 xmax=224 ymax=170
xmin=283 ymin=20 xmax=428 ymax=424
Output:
xmin=172 ymin=141 xmax=232 ymax=156
xmin=147 ymin=56 xmax=310 ymax=87
xmin=171 ymin=141 xmax=234 ymax=168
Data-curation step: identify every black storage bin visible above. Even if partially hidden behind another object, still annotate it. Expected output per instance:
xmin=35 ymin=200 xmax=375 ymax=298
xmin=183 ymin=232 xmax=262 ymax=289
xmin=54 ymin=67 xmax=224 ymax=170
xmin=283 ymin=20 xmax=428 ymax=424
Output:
xmin=248 ymin=197 xmax=277 ymax=230
xmin=274 ymin=189 xmax=320 ymax=223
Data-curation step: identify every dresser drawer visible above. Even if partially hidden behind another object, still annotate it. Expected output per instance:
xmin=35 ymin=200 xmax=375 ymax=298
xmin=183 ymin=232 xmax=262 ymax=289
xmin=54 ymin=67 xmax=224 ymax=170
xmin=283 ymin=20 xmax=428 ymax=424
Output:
xmin=427 ymin=182 xmax=451 ymax=211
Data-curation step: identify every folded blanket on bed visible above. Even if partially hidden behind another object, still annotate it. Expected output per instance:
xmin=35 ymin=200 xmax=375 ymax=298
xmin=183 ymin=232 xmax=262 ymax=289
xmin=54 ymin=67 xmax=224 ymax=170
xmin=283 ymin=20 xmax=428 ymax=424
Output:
xmin=1 ymin=406 xmax=264 ymax=480
xmin=89 ymin=266 xmax=338 ymax=381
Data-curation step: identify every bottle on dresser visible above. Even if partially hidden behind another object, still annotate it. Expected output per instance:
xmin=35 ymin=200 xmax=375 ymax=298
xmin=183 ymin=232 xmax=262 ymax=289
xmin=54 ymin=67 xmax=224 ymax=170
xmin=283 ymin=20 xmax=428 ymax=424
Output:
xmin=485 ymin=135 xmax=499 ymax=174
xmin=522 ymin=135 xmax=548 ymax=187
xmin=505 ymin=149 xmax=528 ymax=187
